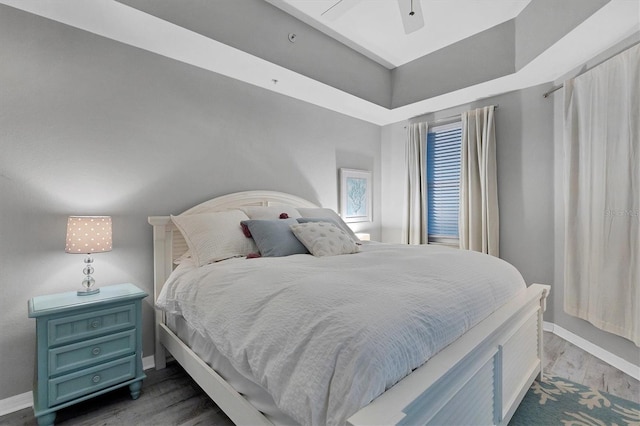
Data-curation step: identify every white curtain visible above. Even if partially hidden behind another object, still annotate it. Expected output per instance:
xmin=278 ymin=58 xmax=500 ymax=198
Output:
xmin=459 ymin=106 xmax=499 ymax=256
xmin=563 ymin=44 xmax=639 ymax=346
xmin=402 ymin=122 xmax=428 ymax=244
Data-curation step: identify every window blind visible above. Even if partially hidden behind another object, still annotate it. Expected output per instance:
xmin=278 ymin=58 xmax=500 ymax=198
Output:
xmin=426 ymin=122 xmax=462 ymax=244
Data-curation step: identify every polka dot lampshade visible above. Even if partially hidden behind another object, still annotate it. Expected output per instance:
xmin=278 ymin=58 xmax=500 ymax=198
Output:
xmin=65 ymin=216 xmax=113 ymax=254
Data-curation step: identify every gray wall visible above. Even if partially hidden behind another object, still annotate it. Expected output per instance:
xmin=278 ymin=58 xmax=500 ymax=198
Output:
xmin=381 ymin=83 xmax=557 ymax=320
xmin=0 ymin=5 xmax=381 ymax=399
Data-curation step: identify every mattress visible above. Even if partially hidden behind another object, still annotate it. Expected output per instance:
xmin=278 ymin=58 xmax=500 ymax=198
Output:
xmin=157 ymin=243 xmax=526 ymax=425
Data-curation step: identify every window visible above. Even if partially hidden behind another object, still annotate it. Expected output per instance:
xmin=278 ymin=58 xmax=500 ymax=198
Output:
xmin=426 ymin=121 xmax=462 ymax=246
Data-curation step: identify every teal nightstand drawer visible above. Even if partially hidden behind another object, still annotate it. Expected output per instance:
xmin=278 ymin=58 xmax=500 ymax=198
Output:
xmin=48 ymin=304 xmax=136 ymax=347
xmin=30 ymin=284 xmax=147 ymax=424
xmin=49 ymin=329 xmax=136 ymax=376
xmin=48 ymin=355 xmax=136 ymax=406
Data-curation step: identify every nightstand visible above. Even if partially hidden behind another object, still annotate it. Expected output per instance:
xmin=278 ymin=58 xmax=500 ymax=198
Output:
xmin=28 ymin=283 xmax=147 ymax=426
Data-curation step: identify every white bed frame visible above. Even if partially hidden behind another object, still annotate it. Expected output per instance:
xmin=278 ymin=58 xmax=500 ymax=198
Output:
xmin=149 ymin=190 xmax=550 ymax=426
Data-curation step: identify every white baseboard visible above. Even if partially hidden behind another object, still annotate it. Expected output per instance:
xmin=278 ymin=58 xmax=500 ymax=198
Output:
xmin=0 ymin=355 xmax=156 ymax=417
xmin=0 ymin=391 xmax=31 ymax=417
xmin=142 ymin=354 xmax=155 ymax=371
xmin=544 ymin=321 xmax=640 ymax=380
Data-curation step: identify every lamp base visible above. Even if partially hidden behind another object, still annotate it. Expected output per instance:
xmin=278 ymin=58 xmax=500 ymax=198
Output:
xmin=77 ymin=288 xmax=100 ymax=296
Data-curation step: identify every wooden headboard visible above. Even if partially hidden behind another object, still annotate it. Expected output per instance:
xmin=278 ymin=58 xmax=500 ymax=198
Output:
xmin=148 ymin=190 xmax=319 ymax=301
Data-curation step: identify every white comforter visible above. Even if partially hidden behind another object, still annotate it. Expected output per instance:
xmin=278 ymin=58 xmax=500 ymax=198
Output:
xmin=156 ymin=243 xmax=526 ymax=425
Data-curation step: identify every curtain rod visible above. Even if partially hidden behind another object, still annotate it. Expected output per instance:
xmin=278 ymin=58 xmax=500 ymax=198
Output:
xmin=543 ymin=39 xmax=640 ymax=98
xmin=543 ymin=85 xmax=563 ymax=98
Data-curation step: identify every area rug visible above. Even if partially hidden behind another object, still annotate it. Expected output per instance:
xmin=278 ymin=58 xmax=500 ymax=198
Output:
xmin=510 ymin=375 xmax=640 ymax=425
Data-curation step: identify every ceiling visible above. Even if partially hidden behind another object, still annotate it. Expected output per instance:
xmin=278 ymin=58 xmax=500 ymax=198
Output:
xmin=266 ymin=0 xmax=531 ymax=68
xmin=2 ymin=0 xmax=639 ymax=125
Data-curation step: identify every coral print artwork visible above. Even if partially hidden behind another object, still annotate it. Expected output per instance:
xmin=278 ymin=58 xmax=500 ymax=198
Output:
xmin=346 ymin=177 xmax=367 ymax=216
xmin=340 ymin=169 xmax=372 ymax=223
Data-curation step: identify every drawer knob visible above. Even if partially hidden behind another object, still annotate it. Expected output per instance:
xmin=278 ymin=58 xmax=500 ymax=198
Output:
xmin=92 ymin=375 xmax=101 ymax=384
xmin=90 ymin=320 xmax=100 ymax=329
xmin=91 ymin=347 xmax=101 ymax=356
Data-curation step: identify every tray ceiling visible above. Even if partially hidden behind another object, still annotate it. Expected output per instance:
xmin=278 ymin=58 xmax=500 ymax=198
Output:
xmin=266 ymin=0 xmax=531 ymax=68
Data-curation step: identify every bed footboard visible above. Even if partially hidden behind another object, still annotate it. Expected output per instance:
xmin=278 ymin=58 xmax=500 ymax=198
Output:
xmin=347 ymin=283 xmax=550 ymax=426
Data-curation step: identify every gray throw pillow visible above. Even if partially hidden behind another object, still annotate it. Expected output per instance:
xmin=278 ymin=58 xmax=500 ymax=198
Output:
xmin=241 ymin=218 xmax=309 ymax=257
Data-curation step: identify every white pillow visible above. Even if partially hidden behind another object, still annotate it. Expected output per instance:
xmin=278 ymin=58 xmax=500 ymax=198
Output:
xmin=296 ymin=207 xmax=360 ymax=242
xmin=290 ymin=222 xmax=360 ymax=257
xmin=241 ymin=206 xmax=302 ymax=220
xmin=171 ymin=210 xmax=257 ymax=266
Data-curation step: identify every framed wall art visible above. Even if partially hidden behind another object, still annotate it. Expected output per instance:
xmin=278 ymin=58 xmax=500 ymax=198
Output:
xmin=339 ymin=168 xmax=372 ymax=223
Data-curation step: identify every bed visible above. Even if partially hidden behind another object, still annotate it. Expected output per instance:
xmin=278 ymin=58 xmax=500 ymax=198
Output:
xmin=149 ymin=190 xmax=550 ymax=425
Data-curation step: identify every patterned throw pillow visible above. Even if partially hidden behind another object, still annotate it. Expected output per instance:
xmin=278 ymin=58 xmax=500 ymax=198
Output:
xmin=296 ymin=207 xmax=361 ymax=242
xmin=290 ymin=222 xmax=360 ymax=257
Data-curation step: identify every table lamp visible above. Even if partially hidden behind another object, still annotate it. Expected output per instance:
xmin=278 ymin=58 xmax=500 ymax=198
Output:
xmin=65 ymin=216 xmax=112 ymax=296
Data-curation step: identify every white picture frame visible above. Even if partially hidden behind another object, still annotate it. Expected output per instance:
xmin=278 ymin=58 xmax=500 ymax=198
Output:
xmin=339 ymin=168 xmax=372 ymax=223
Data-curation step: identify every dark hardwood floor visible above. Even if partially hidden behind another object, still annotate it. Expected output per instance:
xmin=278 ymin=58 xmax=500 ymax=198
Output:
xmin=0 ymin=364 xmax=234 ymax=426
xmin=1 ymin=332 xmax=637 ymax=425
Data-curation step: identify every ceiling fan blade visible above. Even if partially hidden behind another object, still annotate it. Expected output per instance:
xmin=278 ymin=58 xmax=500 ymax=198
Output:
xmin=321 ymin=0 xmax=363 ymax=21
xmin=396 ymin=0 xmax=424 ymax=34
